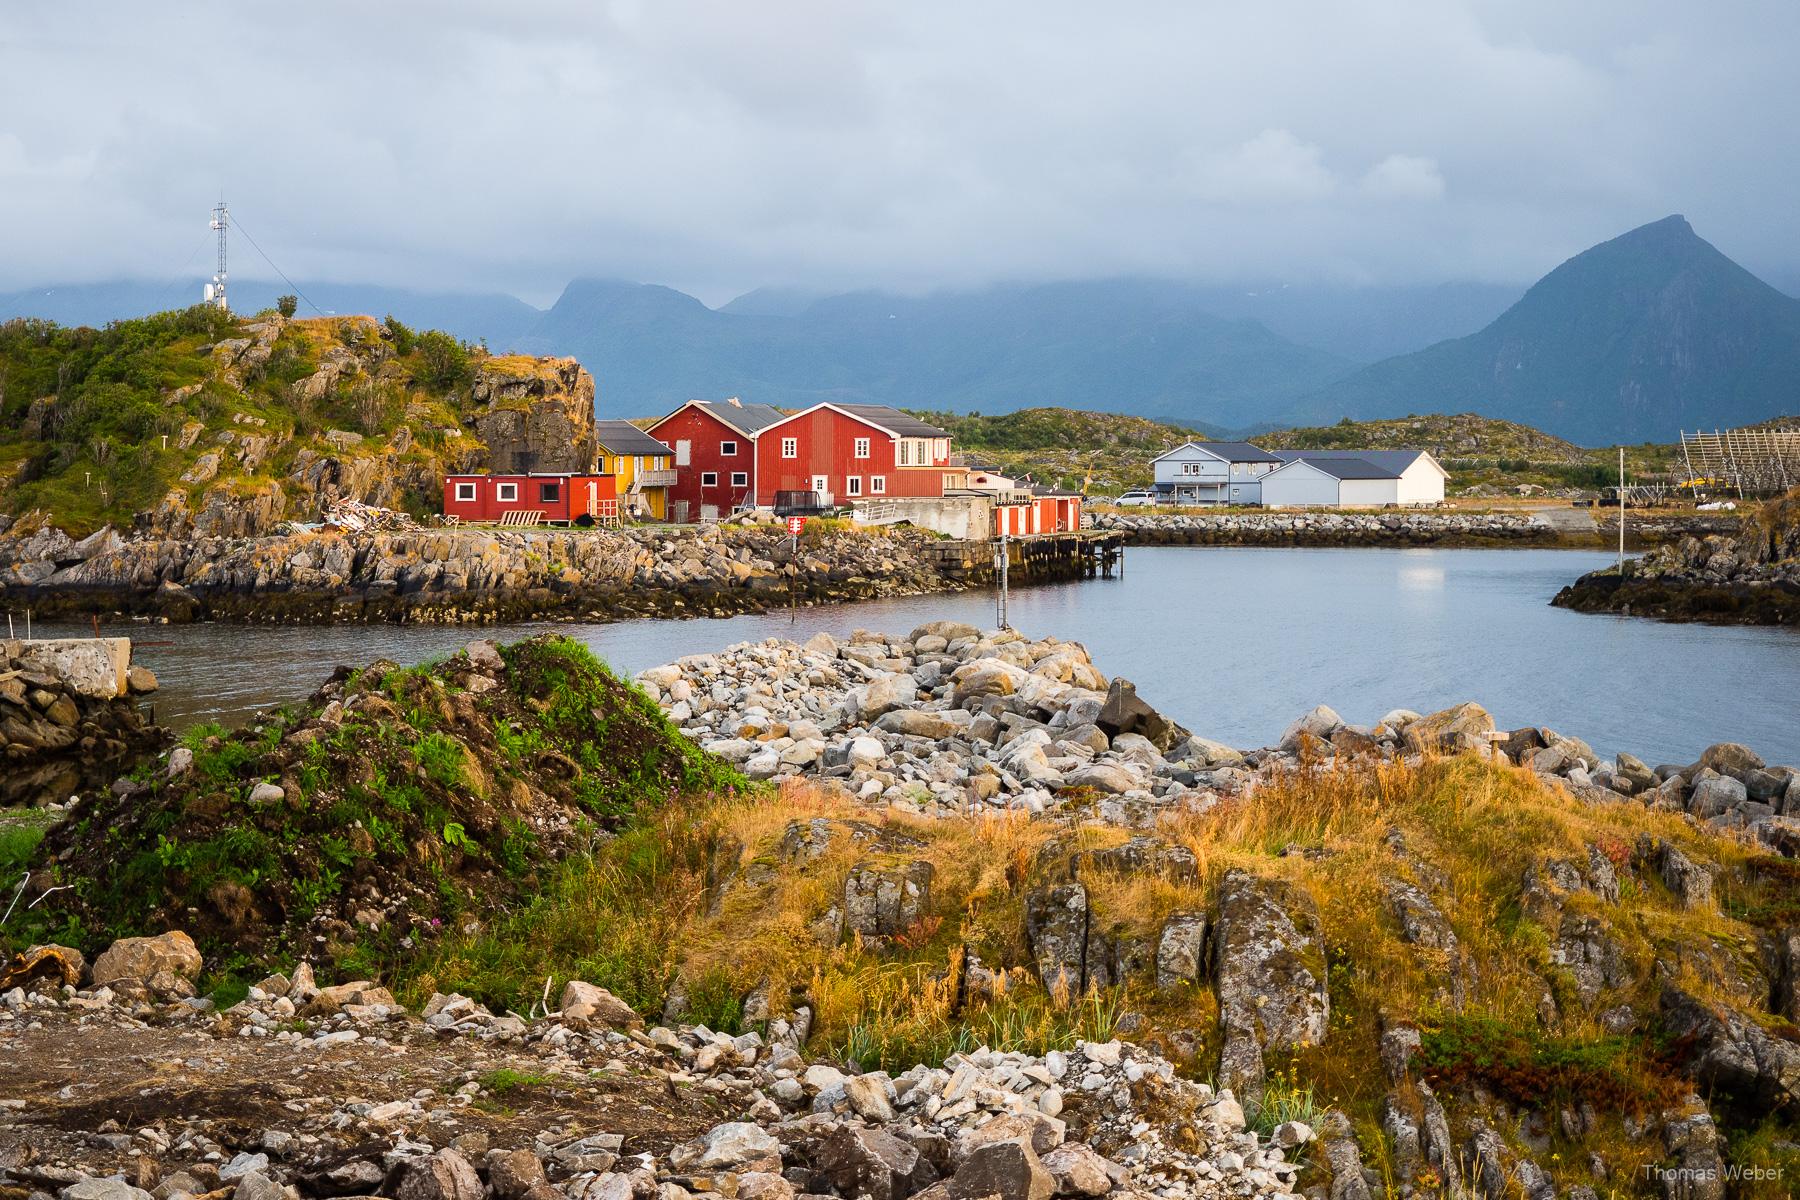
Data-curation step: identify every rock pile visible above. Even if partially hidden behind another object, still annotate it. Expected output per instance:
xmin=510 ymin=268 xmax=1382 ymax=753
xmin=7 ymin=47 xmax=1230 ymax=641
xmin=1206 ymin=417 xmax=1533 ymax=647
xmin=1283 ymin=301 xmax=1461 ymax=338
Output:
xmin=2 ymin=934 xmax=1307 ymax=1200
xmin=0 ymin=636 xmax=164 ymax=804
xmin=637 ymin=624 xmax=1243 ymax=823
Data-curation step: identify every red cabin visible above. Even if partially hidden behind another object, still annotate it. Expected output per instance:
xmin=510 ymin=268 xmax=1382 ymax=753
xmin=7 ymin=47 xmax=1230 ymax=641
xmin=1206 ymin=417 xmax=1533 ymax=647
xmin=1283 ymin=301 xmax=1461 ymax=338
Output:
xmin=442 ymin=473 xmax=617 ymax=525
xmin=754 ymin=403 xmax=953 ymax=508
xmin=994 ymin=489 xmax=1083 ymax=537
xmin=645 ymin=399 xmax=788 ymax=522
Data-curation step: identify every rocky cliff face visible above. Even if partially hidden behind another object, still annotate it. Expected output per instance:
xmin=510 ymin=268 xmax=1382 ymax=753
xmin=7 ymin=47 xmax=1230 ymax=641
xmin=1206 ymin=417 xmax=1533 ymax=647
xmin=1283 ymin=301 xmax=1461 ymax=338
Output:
xmin=470 ymin=356 xmax=598 ymax=474
xmin=0 ymin=636 xmax=165 ymax=804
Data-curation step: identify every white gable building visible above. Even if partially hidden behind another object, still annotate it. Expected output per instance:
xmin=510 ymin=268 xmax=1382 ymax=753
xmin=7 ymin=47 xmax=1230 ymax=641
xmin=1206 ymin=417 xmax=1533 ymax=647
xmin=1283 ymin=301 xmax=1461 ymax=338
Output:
xmin=1150 ymin=442 xmax=1285 ymax=506
xmin=1260 ymin=450 xmax=1448 ymax=508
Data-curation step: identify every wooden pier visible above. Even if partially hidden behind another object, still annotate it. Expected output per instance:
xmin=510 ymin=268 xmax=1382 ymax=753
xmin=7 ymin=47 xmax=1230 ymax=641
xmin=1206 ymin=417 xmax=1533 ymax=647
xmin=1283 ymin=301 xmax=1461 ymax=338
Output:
xmin=921 ymin=530 xmax=1125 ymax=586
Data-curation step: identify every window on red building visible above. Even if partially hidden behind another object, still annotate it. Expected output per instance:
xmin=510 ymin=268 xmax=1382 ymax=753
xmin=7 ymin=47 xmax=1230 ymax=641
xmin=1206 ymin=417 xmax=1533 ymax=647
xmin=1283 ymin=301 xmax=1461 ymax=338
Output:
xmin=539 ymin=482 xmax=561 ymax=503
xmin=720 ymin=440 xmax=738 ymax=456
xmin=454 ymin=482 xmax=476 ymax=502
xmin=497 ymin=482 xmax=518 ymax=502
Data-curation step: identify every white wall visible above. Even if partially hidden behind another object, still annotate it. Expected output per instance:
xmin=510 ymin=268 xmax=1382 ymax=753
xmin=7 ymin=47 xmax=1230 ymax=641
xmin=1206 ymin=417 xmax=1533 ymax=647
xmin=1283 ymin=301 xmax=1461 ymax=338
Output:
xmin=1394 ymin=458 xmax=1446 ymax=505
xmin=1260 ymin=463 xmax=1340 ymax=507
xmin=1339 ymin=478 xmax=1401 ymax=507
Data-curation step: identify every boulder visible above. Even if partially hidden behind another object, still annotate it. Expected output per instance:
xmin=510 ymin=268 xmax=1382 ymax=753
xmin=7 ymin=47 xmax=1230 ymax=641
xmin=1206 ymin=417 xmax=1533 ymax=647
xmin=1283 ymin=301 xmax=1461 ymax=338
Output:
xmin=1279 ymin=704 xmax=1343 ymax=752
xmin=1095 ymin=678 xmax=1185 ymax=751
xmin=858 ymin=675 xmax=917 ymax=721
xmin=951 ymin=1141 xmax=1054 ymax=1200
xmin=1154 ymin=912 xmax=1207 ymax=993
xmin=1213 ymin=870 xmax=1329 ymax=1106
xmin=91 ymin=931 xmax=202 ymax=992
xmin=394 ymin=1150 xmax=485 ymax=1200
xmin=561 ymin=980 xmax=641 ymax=1027
xmin=1038 ymin=1145 xmax=1124 ymax=1197
xmin=1688 ymin=774 xmax=1748 ymax=818
xmin=1697 ymin=742 xmax=1764 ymax=781
xmin=671 ymin=1122 xmax=781 ymax=1172
xmin=815 ymin=1125 xmax=932 ymax=1200
xmin=1402 ymin=702 xmax=1494 ymax=755
xmin=1660 ymin=984 xmax=1800 ymax=1113
xmin=875 ymin=709 xmax=961 ymax=740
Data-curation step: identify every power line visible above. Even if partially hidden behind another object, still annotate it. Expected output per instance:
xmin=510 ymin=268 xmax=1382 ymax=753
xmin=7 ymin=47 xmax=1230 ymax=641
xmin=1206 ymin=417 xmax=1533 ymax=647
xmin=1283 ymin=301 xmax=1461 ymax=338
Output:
xmin=229 ymin=215 xmax=325 ymax=317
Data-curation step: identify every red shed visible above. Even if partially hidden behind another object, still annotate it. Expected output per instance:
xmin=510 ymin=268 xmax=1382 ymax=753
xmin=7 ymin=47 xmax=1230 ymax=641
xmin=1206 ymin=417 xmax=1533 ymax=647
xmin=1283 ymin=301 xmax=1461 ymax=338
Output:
xmin=443 ymin=473 xmax=617 ymax=525
xmin=993 ymin=488 xmax=1083 ymax=537
xmin=754 ymin=403 xmax=953 ymax=507
xmin=646 ymin=399 xmax=788 ymax=522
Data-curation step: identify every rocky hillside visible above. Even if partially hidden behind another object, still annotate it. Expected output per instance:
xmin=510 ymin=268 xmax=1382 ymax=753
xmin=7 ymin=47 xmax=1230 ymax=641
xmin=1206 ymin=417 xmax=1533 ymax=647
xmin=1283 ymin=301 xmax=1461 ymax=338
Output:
xmin=1554 ymin=487 xmax=1800 ymax=623
xmin=911 ymin=408 xmax=1215 ymax=492
xmin=0 ymin=306 xmax=597 ymax=539
xmin=4 ymin=629 xmax=1798 ymax=1195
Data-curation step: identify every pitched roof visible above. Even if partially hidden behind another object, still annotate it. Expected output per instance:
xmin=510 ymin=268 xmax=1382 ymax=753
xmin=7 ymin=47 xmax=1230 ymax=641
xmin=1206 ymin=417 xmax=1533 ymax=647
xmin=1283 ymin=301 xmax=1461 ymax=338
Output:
xmin=1274 ymin=449 xmax=1436 ymax=476
xmin=1151 ymin=441 xmax=1282 ymax=465
xmin=593 ymin=420 xmax=673 ymax=457
xmin=833 ymin=404 xmax=949 ymax=438
xmin=1270 ymin=454 xmax=1394 ymax=480
xmin=658 ymin=399 xmax=789 ymax=437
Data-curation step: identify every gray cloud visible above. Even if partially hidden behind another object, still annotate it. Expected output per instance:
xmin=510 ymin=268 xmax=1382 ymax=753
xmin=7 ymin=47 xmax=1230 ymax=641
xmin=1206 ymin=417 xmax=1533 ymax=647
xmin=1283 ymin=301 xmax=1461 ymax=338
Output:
xmin=3 ymin=0 xmax=1796 ymax=302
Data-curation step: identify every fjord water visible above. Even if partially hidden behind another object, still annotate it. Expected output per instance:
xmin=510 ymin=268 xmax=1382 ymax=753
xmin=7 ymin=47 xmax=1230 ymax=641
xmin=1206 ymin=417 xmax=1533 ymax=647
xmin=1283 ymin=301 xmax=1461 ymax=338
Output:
xmin=55 ymin=547 xmax=1800 ymax=765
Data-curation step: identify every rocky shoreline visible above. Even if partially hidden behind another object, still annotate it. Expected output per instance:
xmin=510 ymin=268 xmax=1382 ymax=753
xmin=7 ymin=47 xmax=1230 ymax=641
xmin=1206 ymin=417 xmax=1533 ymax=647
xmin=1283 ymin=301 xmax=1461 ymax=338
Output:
xmin=6 ymin=628 xmax=1798 ymax=1200
xmin=0 ymin=523 xmax=960 ymax=624
xmin=1554 ymin=490 xmax=1800 ymax=624
xmin=635 ymin=624 xmax=1799 ymax=849
xmin=0 ymin=636 xmax=164 ymax=805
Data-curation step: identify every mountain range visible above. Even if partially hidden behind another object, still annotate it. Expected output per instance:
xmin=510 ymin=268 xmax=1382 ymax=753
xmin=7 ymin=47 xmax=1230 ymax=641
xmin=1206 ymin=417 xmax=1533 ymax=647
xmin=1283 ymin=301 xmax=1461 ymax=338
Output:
xmin=4 ymin=215 xmax=1796 ymax=445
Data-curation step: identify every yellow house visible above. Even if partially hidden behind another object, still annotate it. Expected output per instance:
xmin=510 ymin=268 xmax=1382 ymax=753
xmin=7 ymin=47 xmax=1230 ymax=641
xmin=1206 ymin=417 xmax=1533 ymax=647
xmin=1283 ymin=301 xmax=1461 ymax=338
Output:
xmin=594 ymin=420 xmax=678 ymax=521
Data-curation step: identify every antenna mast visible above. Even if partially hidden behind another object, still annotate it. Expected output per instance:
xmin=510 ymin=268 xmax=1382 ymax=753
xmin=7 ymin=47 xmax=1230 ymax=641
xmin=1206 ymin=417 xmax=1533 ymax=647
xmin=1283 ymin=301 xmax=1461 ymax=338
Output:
xmin=205 ymin=201 xmax=229 ymax=312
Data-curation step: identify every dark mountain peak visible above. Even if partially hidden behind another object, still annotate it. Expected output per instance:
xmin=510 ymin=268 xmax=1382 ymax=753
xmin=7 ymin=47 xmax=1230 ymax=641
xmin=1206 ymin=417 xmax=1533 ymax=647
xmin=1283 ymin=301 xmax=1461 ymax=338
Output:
xmin=1296 ymin=217 xmax=1800 ymax=444
xmin=553 ymin=278 xmax=711 ymax=317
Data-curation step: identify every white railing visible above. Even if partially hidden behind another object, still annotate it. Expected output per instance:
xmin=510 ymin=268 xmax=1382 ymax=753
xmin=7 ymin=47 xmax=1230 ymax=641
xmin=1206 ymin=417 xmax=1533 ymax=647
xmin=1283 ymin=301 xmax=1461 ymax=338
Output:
xmin=636 ymin=469 xmax=679 ymax=487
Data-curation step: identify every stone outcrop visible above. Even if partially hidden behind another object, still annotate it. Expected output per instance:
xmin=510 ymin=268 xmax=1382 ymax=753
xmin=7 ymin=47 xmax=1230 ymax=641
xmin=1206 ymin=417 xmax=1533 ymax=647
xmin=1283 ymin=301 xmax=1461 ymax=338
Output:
xmin=1553 ymin=487 xmax=1800 ymax=624
xmin=0 ymin=524 xmax=954 ymax=623
xmin=1212 ymin=871 xmax=1329 ymax=1107
xmin=471 ymin=357 xmax=597 ymax=475
xmin=0 ymin=636 xmax=165 ymax=804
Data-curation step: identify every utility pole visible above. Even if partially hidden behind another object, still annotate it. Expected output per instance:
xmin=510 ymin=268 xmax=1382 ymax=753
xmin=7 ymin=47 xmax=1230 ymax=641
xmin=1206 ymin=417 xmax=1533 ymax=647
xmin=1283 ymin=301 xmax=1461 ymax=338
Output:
xmin=994 ymin=532 xmax=1010 ymax=630
xmin=1618 ymin=446 xmax=1626 ymax=572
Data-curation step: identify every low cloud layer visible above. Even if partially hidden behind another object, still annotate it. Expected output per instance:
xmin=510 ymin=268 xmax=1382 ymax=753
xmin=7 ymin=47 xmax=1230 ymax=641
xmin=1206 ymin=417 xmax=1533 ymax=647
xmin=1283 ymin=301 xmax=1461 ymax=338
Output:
xmin=4 ymin=0 xmax=1796 ymax=302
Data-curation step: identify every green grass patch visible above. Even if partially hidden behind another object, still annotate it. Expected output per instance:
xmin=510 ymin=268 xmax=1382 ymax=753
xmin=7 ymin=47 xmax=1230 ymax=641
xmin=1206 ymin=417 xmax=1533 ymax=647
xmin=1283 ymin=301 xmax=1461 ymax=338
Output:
xmin=1418 ymin=1015 xmax=1681 ymax=1114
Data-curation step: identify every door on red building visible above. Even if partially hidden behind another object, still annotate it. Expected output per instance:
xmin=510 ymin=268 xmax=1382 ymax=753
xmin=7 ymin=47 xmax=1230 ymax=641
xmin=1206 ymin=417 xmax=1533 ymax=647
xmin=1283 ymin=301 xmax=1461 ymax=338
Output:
xmin=811 ymin=474 xmax=829 ymax=499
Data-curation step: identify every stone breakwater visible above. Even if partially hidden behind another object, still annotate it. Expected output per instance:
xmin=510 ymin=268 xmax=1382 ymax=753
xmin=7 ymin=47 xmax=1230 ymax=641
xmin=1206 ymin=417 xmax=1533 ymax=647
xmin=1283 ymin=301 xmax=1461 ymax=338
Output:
xmin=4 ymin=935 xmax=1310 ymax=1200
xmin=635 ymin=625 xmax=1800 ymax=854
xmin=1 ymin=636 xmax=164 ymax=805
xmin=0 ymin=524 xmax=957 ymax=624
xmin=1088 ymin=510 xmax=1555 ymax=547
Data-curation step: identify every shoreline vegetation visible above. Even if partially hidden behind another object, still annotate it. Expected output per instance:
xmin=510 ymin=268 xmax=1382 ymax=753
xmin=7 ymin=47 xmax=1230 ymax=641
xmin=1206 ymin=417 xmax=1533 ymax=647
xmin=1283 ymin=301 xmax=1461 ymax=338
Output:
xmin=3 ymin=629 xmax=1797 ymax=1197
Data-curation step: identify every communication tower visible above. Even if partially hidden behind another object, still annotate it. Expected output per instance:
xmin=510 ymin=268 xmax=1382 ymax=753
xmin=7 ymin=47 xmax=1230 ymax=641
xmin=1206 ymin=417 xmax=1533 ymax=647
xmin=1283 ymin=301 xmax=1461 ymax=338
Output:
xmin=203 ymin=201 xmax=229 ymax=311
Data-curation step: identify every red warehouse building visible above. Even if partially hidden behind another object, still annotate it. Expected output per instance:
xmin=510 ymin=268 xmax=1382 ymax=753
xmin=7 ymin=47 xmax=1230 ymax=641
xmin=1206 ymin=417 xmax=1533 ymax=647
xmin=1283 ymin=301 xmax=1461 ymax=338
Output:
xmin=754 ymin=404 xmax=954 ymax=507
xmin=646 ymin=399 xmax=788 ymax=522
xmin=993 ymin=487 xmax=1083 ymax=537
xmin=442 ymin=473 xmax=617 ymax=524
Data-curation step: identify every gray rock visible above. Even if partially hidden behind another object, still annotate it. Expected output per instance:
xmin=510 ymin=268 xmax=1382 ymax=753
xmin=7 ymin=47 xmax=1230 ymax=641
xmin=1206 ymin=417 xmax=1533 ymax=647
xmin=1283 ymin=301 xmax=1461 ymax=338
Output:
xmin=951 ymin=1141 xmax=1054 ymax=1200
xmin=815 ymin=1125 xmax=932 ymax=1200
xmin=1213 ymin=870 xmax=1329 ymax=1106
xmin=394 ymin=1151 xmax=484 ymax=1200
xmin=1660 ymin=984 xmax=1800 ymax=1111
xmin=1154 ymin=912 xmax=1206 ymax=993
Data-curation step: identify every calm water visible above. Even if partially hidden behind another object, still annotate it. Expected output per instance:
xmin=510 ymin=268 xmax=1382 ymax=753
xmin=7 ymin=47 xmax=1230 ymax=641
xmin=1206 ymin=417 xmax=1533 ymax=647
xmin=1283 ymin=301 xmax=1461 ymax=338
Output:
xmin=26 ymin=547 xmax=1800 ymax=766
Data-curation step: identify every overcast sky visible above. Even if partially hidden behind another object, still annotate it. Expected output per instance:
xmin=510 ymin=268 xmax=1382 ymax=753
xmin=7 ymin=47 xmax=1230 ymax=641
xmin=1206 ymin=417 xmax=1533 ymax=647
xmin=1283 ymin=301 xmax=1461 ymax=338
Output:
xmin=4 ymin=1 xmax=1797 ymax=305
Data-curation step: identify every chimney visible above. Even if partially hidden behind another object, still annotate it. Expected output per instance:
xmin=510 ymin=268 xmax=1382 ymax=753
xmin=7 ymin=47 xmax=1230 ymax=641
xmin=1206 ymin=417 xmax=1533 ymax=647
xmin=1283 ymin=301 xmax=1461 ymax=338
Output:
xmin=726 ymin=396 xmax=742 ymax=408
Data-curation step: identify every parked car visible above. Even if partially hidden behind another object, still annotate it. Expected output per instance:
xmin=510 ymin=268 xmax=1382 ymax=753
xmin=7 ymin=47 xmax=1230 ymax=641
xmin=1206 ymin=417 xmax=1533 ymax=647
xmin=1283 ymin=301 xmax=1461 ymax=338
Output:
xmin=1114 ymin=489 xmax=1157 ymax=506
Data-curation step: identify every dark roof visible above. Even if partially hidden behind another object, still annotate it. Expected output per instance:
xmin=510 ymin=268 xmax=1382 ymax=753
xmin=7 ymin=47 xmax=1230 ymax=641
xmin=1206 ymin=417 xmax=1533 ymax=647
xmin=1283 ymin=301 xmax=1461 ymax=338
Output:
xmin=1274 ymin=449 xmax=1428 ymax=476
xmin=593 ymin=420 xmax=673 ymax=457
xmin=834 ymin=404 xmax=949 ymax=438
xmin=1273 ymin=454 xmax=1394 ymax=480
xmin=695 ymin=400 xmax=788 ymax=436
xmin=1154 ymin=441 xmax=1282 ymax=464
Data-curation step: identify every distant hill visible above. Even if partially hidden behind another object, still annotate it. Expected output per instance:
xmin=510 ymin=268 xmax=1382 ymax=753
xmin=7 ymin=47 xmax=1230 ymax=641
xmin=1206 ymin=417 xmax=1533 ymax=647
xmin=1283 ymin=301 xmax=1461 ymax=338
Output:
xmin=911 ymin=407 xmax=1218 ymax=491
xmin=1258 ymin=412 xmax=1589 ymax=464
xmin=1293 ymin=216 xmax=1800 ymax=445
xmin=514 ymin=277 xmax=1354 ymax=428
xmin=0 ymin=281 xmax=544 ymax=350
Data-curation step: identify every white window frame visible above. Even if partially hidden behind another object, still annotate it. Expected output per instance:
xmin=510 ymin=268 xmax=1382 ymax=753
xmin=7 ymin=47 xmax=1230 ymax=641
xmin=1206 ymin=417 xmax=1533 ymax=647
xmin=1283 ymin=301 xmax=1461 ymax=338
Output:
xmin=720 ymin=440 xmax=738 ymax=457
xmin=496 ymin=482 xmax=518 ymax=502
xmin=782 ymin=437 xmax=798 ymax=459
xmin=731 ymin=471 xmax=748 ymax=487
xmin=898 ymin=440 xmax=911 ymax=466
xmin=854 ymin=436 xmax=871 ymax=459
xmin=701 ymin=471 xmax=719 ymax=487
xmin=846 ymin=475 xmax=862 ymax=496
xmin=870 ymin=475 xmax=886 ymax=494
xmin=454 ymin=482 xmax=476 ymax=502
xmin=933 ymin=438 xmax=947 ymax=460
